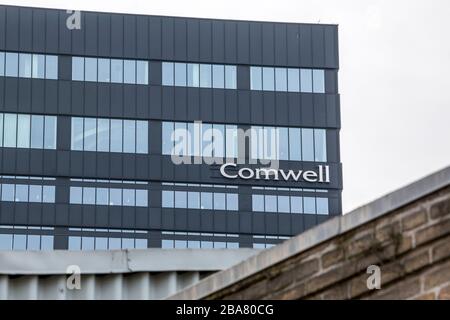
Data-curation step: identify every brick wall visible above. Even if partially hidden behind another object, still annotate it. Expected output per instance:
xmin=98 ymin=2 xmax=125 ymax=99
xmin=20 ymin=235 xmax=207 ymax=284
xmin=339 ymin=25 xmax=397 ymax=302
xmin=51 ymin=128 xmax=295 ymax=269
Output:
xmin=202 ymin=186 xmax=450 ymax=300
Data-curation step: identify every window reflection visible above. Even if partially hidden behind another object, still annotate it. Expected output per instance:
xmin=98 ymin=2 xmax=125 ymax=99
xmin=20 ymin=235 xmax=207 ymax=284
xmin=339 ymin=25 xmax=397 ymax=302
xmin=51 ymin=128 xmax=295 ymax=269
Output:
xmin=250 ymin=66 xmax=325 ymax=93
xmin=71 ymin=117 xmax=148 ymax=154
xmin=69 ymin=186 xmax=148 ymax=207
xmin=72 ymin=56 xmax=147 ymax=84
xmin=163 ymin=62 xmax=237 ymax=89
xmin=0 ymin=113 xmax=56 ymax=150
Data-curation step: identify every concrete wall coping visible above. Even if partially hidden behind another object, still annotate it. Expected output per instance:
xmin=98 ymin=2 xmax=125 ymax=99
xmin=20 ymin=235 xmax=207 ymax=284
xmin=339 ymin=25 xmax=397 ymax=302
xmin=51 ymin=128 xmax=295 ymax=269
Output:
xmin=0 ymin=249 xmax=258 ymax=275
xmin=168 ymin=165 xmax=450 ymax=300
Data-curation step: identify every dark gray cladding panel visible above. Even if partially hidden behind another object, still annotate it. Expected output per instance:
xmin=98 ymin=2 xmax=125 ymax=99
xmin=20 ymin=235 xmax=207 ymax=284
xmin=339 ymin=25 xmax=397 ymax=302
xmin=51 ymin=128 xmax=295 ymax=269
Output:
xmin=0 ymin=6 xmax=5 ymax=49
xmin=2 ymin=79 xmax=340 ymax=128
xmin=0 ymin=5 xmax=339 ymax=68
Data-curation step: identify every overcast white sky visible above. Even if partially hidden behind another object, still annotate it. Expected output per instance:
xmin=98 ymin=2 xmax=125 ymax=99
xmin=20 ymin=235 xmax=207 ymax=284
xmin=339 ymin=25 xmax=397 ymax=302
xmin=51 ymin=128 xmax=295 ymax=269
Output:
xmin=2 ymin=0 xmax=450 ymax=213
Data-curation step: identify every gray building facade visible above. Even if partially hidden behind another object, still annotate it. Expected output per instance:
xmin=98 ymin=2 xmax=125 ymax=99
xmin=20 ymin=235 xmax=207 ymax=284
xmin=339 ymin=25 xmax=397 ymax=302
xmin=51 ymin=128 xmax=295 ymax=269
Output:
xmin=0 ymin=5 xmax=341 ymax=251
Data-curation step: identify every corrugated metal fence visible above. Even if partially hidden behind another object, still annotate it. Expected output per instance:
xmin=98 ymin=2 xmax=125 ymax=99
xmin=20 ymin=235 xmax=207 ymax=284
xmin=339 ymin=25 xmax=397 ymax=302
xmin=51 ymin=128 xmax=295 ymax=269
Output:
xmin=0 ymin=249 xmax=258 ymax=300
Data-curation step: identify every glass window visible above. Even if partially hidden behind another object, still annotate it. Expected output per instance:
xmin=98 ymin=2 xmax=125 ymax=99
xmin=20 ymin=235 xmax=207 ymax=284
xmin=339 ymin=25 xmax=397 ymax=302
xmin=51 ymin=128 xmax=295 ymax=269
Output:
xmin=123 ymin=120 xmax=136 ymax=153
xmin=175 ymin=240 xmax=187 ymax=249
xmin=201 ymin=123 xmax=213 ymax=157
xmin=304 ymin=197 xmax=316 ymax=214
xmin=265 ymin=126 xmax=278 ymax=160
xmin=227 ymin=242 xmax=239 ymax=249
xmin=225 ymin=65 xmax=237 ymax=89
xmin=45 ymin=55 xmax=58 ymax=80
xmin=265 ymin=195 xmax=277 ymax=212
xmin=136 ymin=61 xmax=148 ymax=85
xmin=122 ymin=238 xmax=134 ymax=249
xmin=262 ymin=67 xmax=275 ymax=91
xmin=187 ymin=63 xmax=199 ymax=87
xmin=83 ymin=187 xmax=95 ymax=205
xmin=162 ymin=190 xmax=174 ymax=208
xmin=189 ymin=122 xmax=200 ymax=156
xmin=5 ymin=52 xmax=18 ymax=77
xmin=278 ymin=196 xmax=290 ymax=213
xmin=253 ymin=243 xmax=266 ymax=249
xmin=174 ymin=62 xmax=186 ymax=86
xmin=111 ymin=59 xmax=123 ymax=83
xmin=162 ymin=122 xmax=174 ymax=155
xmin=213 ymin=193 xmax=226 ymax=210
xmin=227 ymin=193 xmax=238 ymax=211
xmin=252 ymin=194 xmax=264 ymax=212
xmin=136 ymin=239 xmax=147 ymax=249
xmin=275 ymin=68 xmax=287 ymax=91
xmin=278 ymin=127 xmax=289 ymax=160
xmin=70 ymin=187 xmax=82 ymax=204
xmin=123 ymin=189 xmax=135 ymax=206
xmin=201 ymin=241 xmax=213 ymax=249
xmin=71 ymin=117 xmax=84 ymax=151
xmin=83 ymin=118 xmax=97 ymax=151
xmin=135 ymin=190 xmax=148 ymax=207
xmin=162 ymin=239 xmax=174 ymax=249
xmin=0 ymin=52 xmax=5 ymax=76
xmin=214 ymin=242 xmax=226 ymax=249
xmin=110 ymin=120 xmax=123 ymax=153
xmin=291 ymin=196 xmax=303 ymax=214
xmin=174 ymin=191 xmax=187 ymax=208
xmin=27 ymin=235 xmax=41 ymax=251
xmin=29 ymin=185 xmax=42 ymax=203
xmin=0 ymin=234 xmax=13 ymax=250
xmin=15 ymin=184 xmax=28 ymax=202
xmin=3 ymin=113 xmax=17 ymax=148
xmin=314 ymin=129 xmax=327 ymax=162
xmin=82 ymin=237 xmax=95 ymax=250
xmin=188 ymin=192 xmax=200 ymax=209
xmin=136 ymin=121 xmax=148 ymax=154
xmin=109 ymin=238 xmax=121 ymax=250
xmin=68 ymin=236 xmax=81 ymax=250
xmin=30 ymin=115 xmax=44 ymax=149
xmin=98 ymin=58 xmax=110 ymax=82
xmin=302 ymin=129 xmax=314 ymax=162
xmin=225 ymin=125 xmax=238 ymax=159
xmin=199 ymin=64 xmax=211 ymax=88
xmin=250 ymin=67 xmax=262 ymax=90
xmin=84 ymin=58 xmax=97 ymax=82
xmin=300 ymin=69 xmax=313 ymax=93
xmin=42 ymin=186 xmax=55 ymax=203
xmin=188 ymin=241 xmax=200 ymax=249
xmin=96 ymin=188 xmax=109 ymax=205
xmin=316 ymin=198 xmax=329 ymax=215
xmin=289 ymin=128 xmax=301 ymax=161
xmin=0 ymin=114 xmax=3 ymax=147
xmin=313 ymin=69 xmax=325 ymax=93
xmin=201 ymin=192 xmax=212 ymax=210
xmin=72 ymin=57 xmax=84 ymax=81
xmin=162 ymin=62 xmax=174 ymax=86
xmin=41 ymin=236 xmax=54 ymax=250
xmin=109 ymin=188 xmax=122 ymax=206
xmin=19 ymin=53 xmax=32 ymax=78
xmin=212 ymin=124 xmax=224 ymax=158
xmin=287 ymin=68 xmax=300 ymax=92
xmin=17 ymin=114 xmax=31 ymax=148
xmin=212 ymin=65 xmax=225 ymax=89
xmin=252 ymin=126 xmax=262 ymax=160
xmin=95 ymin=237 xmax=108 ymax=250
xmin=123 ymin=60 xmax=136 ymax=84
xmin=44 ymin=116 xmax=57 ymax=149
xmin=97 ymin=118 xmax=110 ymax=152
xmin=13 ymin=234 xmax=26 ymax=250
xmin=32 ymin=54 xmax=45 ymax=79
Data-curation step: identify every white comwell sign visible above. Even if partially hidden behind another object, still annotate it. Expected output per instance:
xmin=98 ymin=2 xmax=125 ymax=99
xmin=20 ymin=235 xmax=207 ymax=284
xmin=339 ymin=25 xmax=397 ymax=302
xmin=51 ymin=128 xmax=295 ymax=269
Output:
xmin=220 ymin=163 xmax=330 ymax=183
